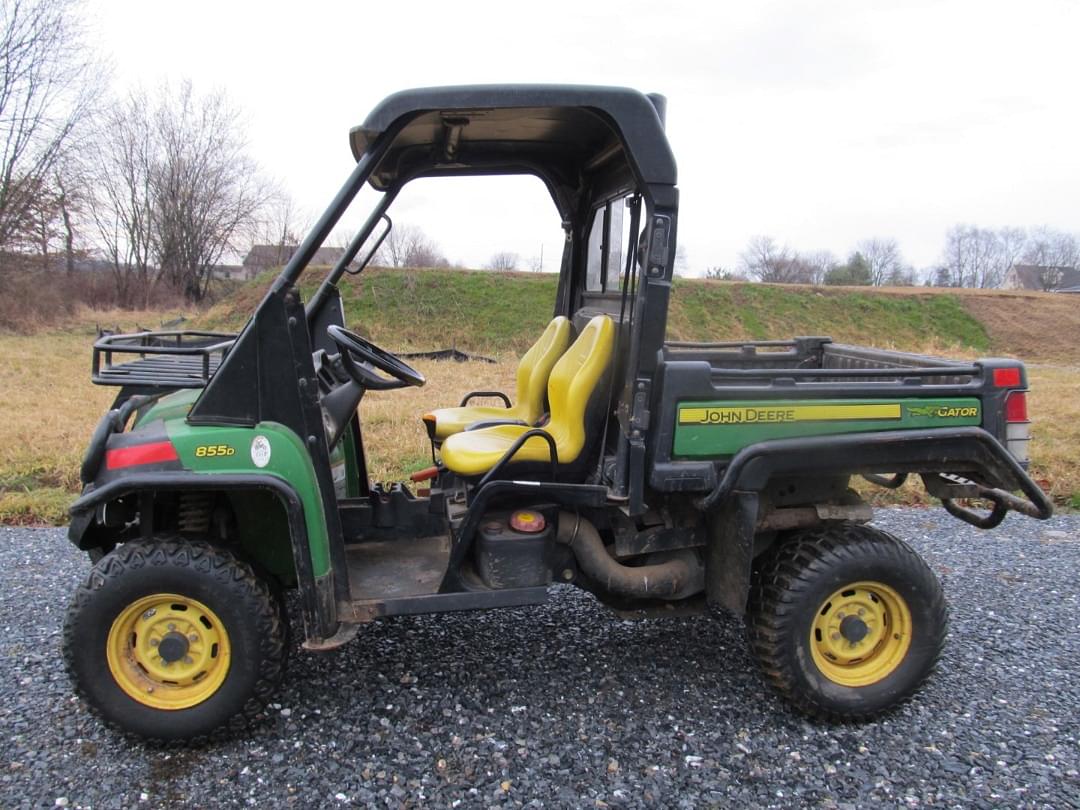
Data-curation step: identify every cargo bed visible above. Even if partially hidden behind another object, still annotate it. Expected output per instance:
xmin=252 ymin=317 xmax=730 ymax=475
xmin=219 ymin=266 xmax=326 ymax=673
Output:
xmin=648 ymin=336 xmax=1040 ymax=513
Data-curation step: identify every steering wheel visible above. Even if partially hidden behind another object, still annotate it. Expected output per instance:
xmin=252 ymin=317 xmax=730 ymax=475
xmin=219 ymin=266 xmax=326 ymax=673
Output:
xmin=327 ymin=325 xmax=426 ymax=388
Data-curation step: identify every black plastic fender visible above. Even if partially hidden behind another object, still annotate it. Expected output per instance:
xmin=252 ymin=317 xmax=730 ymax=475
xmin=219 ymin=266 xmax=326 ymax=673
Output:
xmin=67 ymin=472 xmax=337 ymax=644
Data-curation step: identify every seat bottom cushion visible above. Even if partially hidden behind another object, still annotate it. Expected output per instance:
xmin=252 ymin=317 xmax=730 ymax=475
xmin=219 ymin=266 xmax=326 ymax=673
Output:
xmin=440 ymin=424 xmax=557 ymax=477
xmin=424 ymin=405 xmax=526 ymax=440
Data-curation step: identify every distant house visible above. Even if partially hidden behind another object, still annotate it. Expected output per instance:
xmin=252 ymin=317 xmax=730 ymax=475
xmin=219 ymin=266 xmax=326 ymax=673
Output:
xmin=242 ymin=244 xmax=345 ymax=279
xmin=1002 ymin=264 xmax=1080 ymax=292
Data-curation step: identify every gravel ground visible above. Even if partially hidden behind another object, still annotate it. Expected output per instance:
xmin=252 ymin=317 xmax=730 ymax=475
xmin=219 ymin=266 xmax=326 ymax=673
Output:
xmin=1 ymin=509 xmax=1078 ymax=809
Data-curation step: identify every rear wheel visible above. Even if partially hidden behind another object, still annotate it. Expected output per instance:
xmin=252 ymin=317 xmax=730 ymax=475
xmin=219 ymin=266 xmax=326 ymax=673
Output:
xmin=747 ymin=522 xmax=947 ymax=721
xmin=64 ymin=538 xmax=287 ymax=740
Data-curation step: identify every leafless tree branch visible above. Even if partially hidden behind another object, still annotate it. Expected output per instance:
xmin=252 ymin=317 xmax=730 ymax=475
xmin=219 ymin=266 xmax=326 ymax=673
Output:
xmin=0 ymin=0 xmax=102 ymax=249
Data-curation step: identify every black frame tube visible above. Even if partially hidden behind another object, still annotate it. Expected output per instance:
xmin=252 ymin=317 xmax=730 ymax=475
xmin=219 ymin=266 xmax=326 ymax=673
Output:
xmin=305 ymin=184 xmax=401 ymax=321
xmin=272 ymin=122 xmax=406 ymax=296
xmin=472 ymin=428 xmax=560 ymax=497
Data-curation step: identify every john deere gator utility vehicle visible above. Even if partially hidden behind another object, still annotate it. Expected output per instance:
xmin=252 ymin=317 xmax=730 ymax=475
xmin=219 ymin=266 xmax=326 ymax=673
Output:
xmin=64 ymin=85 xmax=1052 ymax=740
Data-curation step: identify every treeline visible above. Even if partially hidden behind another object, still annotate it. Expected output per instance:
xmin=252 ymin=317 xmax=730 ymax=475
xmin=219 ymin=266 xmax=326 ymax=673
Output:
xmin=0 ymin=0 xmax=309 ymax=313
xmin=704 ymin=226 xmax=1079 ymax=290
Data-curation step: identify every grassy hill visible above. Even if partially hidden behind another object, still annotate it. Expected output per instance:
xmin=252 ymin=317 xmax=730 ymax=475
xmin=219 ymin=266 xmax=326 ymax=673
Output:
xmin=200 ymin=267 xmax=1080 ymax=361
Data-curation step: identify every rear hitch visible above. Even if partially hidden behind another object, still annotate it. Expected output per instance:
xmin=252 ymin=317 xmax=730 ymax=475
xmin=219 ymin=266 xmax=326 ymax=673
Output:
xmin=922 ymin=473 xmax=1052 ymax=529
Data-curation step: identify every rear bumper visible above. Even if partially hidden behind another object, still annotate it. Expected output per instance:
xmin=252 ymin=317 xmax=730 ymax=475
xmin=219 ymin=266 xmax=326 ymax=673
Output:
xmin=691 ymin=426 xmax=1052 ymax=523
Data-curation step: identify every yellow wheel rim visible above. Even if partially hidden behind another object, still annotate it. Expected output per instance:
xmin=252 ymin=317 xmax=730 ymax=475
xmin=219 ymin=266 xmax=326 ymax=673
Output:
xmin=106 ymin=593 xmax=231 ymax=710
xmin=810 ymin=580 xmax=912 ymax=687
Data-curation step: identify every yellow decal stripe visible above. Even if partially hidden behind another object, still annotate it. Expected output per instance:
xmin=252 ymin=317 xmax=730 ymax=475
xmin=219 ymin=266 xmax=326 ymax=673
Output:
xmin=679 ymin=403 xmax=902 ymax=426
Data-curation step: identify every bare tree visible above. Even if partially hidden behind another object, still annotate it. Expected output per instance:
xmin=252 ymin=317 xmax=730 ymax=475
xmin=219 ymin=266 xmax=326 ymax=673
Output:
xmin=997 ymin=227 xmax=1028 ymax=288
xmin=740 ymin=235 xmax=788 ymax=282
xmin=739 ymin=236 xmax=814 ymax=283
xmin=1022 ymin=227 xmax=1080 ymax=290
xmin=940 ymin=225 xmax=1024 ymax=288
xmin=88 ymin=83 xmax=267 ymax=304
xmin=857 ymin=238 xmax=903 ymax=286
xmin=23 ymin=172 xmax=57 ymax=266
xmin=375 ymin=223 xmax=446 ymax=268
xmin=256 ymin=190 xmax=310 ymax=267
xmin=486 ymin=251 xmax=518 ymax=271
xmin=801 ymin=250 xmax=837 ymax=286
xmin=18 ymin=154 xmax=89 ymax=271
xmin=153 ymin=82 xmax=269 ymax=302
xmin=88 ymin=91 xmax=157 ymax=307
xmin=0 ymin=0 xmax=101 ymax=249
xmin=53 ymin=160 xmax=88 ymax=273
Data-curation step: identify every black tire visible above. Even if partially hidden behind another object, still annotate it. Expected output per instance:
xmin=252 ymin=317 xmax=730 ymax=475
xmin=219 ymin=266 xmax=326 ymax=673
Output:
xmin=63 ymin=537 xmax=287 ymax=741
xmin=747 ymin=522 xmax=947 ymax=721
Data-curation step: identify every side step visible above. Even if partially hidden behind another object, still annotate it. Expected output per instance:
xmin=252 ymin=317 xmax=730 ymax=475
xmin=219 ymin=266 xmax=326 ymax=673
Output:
xmin=337 ymin=586 xmax=548 ymax=624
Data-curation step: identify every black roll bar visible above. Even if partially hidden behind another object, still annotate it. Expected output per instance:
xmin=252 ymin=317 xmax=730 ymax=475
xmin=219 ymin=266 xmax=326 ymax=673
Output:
xmin=305 ymin=183 xmax=401 ymax=322
xmin=271 ymin=121 xmax=407 ymax=296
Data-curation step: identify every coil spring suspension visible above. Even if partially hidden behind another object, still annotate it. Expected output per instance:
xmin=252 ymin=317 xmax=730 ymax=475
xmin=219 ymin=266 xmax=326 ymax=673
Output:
xmin=178 ymin=492 xmax=214 ymax=534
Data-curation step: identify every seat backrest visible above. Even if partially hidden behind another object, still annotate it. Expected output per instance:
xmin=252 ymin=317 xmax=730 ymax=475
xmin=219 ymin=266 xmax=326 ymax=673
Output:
xmin=545 ymin=314 xmax=615 ymax=463
xmin=514 ymin=316 xmax=572 ymax=423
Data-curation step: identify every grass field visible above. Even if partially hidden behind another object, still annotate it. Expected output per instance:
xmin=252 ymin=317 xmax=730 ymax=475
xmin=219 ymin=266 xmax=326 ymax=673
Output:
xmin=2 ymin=271 xmax=1077 ymax=524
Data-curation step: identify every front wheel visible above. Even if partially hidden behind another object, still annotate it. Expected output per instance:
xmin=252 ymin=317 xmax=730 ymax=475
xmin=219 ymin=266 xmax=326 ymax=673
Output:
xmin=63 ymin=538 xmax=288 ymax=740
xmin=747 ymin=522 xmax=947 ymax=721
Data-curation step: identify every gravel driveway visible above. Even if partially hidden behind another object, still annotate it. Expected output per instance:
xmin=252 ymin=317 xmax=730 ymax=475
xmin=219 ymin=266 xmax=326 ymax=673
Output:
xmin=1 ymin=509 xmax=1078 ymax=809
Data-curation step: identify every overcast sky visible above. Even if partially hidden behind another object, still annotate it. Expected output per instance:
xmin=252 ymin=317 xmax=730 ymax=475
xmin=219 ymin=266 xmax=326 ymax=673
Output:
xmin=91 ymin=0 xmax=1079 ymax=275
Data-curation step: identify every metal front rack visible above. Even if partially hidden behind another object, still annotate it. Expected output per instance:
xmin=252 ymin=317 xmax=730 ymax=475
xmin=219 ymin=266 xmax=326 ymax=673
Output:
xmin=92 ymin=330 xmax=236 ymax=390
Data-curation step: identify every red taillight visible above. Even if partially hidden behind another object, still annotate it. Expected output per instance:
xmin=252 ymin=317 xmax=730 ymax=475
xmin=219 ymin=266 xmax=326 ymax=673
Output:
xmin=1005 ymin=391 xmax=1028 ymax=423
xmin=106 ymin=441 xmax=179 ymax=470
xmin=993 ymin=367 xmax=1022 ymax=388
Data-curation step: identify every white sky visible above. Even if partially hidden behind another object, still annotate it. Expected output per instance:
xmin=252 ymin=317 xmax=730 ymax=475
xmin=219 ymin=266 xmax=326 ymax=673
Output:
xmin=90 ymin=0 xmax=1080 ymax=275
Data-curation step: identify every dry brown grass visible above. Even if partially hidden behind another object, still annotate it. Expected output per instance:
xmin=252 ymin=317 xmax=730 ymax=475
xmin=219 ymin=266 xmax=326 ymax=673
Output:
xmin=0 ymin=325 xmax=115 ymax=523
xmin=805 ymin=283 xmax=1080 ymax=363
xmin=1027 ymin=365 xmax=1080 ymax=507
xmin=0 ymin=267 xmax=204 ymax=334
xmin=960 ymin=293 xmax=1080 ymax=363
xmin=1 ymin=297 xmax=1076 ymax=525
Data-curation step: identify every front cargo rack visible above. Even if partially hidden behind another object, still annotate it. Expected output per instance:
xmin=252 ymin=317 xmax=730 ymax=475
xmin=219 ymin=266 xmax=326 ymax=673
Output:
xmin=92 ymin=330 xmax=236 ymax=391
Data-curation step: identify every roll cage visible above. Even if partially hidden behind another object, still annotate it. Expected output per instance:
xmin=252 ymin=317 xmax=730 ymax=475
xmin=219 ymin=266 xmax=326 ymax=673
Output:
xmin=188 ymin=84 xmax=680 ymax=512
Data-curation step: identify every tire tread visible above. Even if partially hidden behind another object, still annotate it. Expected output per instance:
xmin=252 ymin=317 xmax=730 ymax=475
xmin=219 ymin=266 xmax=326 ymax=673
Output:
xmin=63 ymin=536 xmax=287 ymax=743
xmin=746 ymin=522 xmax=947 ymax=722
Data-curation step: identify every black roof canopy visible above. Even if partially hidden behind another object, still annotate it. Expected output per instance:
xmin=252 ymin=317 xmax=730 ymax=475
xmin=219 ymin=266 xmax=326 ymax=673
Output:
xmin=350 ymin=84 xmax=677 ymax=214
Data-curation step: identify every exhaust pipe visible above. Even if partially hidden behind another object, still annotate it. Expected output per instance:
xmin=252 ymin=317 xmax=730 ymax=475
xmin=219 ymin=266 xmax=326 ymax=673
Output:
xmin=556 ymin=512 xmax=703 ymax=600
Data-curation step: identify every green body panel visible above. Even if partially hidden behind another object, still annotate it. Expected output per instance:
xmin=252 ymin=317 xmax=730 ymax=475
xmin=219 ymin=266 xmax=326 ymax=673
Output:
xmin=164 ymin=419 xmax=332 ymax=577
xmin=135 ymin=388 xmax=201 ymax=426
xmin=673 ymin=398 xmax=982 ymax=458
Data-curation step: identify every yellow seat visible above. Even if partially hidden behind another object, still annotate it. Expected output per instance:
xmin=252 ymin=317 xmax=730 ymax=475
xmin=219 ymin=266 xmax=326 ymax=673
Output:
xmin=423 ymin=316 xmax=572 ymax=441
xmin=440 ymin=315 xmax=615 ymax=477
